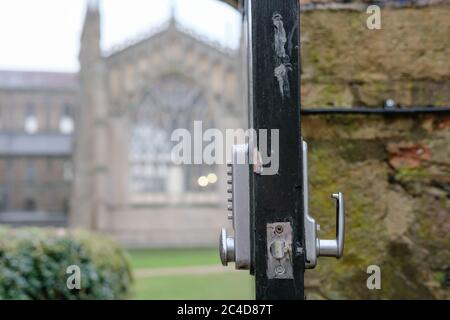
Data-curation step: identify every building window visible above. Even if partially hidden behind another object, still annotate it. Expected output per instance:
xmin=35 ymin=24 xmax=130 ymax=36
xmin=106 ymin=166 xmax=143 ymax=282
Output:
xmin=63 ymin=161 xmax=73 ymax=181
xmin=25 ymin=160 xmax=36 ymax=183
xmin=0 ymin=193 xmax=7 ymax=211
xmin=59 ymin=104 xmax=74 ymax=135
xmin=24 ymin=104 xmax=38 ymax=134
xmin=24 ymin=198 xmax=36 ymax=212
xmin=63 ymin=199 xmax=69 ymax=215
xmin=129 ymin=75 xmax=217 ymax=197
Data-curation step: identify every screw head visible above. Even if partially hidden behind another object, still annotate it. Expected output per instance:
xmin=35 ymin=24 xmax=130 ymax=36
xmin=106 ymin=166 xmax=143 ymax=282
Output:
xmin=275 ymin=265 xmax=285 ymax=275
xmin=275 ymin=225 xmax=284 ymax=234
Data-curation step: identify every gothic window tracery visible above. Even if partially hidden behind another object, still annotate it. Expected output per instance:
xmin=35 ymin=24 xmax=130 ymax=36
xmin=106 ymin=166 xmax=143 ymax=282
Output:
xmin=129 ymin=74 xmax=217 ymax=196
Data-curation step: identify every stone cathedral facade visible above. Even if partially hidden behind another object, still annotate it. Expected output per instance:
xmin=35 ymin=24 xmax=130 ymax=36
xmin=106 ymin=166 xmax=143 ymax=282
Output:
xmin=71 ymin=4 xmax=245 ymax=247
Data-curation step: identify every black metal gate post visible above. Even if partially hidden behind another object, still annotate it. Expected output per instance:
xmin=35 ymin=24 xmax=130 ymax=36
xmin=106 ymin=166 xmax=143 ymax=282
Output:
xmin=246 ymin=0 xmax=305 ymax=300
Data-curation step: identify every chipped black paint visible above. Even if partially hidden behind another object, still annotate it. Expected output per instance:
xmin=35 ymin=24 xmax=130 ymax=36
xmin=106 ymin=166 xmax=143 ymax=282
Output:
xmin=247 ymin=0 xmax=304 ymax=300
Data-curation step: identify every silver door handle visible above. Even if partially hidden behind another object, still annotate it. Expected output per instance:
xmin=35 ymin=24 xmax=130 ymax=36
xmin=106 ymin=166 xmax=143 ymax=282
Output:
xmin=318 ymin=192 xmax=345 ymax=258
xmin=303 ymin=140 xmax=345 ymax=269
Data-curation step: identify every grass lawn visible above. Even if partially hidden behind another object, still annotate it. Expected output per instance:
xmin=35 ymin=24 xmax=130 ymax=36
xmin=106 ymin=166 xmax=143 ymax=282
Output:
xmin=127 ymin=248 xmax=220 ymax=269
xmin=127 ymin=248 xmax=254 ymax=300
xmin=133 ymin=272 xmax=254 ymax=300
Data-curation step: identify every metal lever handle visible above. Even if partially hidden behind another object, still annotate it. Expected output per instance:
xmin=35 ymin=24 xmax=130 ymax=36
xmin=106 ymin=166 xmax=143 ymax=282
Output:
xmin=318 ymin=192 xmax=345 ymax=258
xmin=303 ymin=140 xmax=345 ymax=268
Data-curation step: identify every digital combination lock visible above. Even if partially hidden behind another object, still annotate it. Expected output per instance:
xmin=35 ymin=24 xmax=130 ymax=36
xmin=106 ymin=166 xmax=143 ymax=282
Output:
xmin=219 ymin=140 xmax=345 ymax=270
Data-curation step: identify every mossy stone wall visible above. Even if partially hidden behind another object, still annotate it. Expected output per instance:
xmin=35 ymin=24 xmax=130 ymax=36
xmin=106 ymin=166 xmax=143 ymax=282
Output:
xmin=300 ymin=4 xmax=449 ymax=299
xmin=301 ymin=5 xmax=450 ymax=108
xmin=302 ymin=114 xmax=450 ymax=299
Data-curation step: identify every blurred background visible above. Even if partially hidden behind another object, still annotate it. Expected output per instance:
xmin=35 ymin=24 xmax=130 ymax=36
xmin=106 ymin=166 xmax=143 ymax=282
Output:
xmin=0 ymin=0 xmax=449 ymax=300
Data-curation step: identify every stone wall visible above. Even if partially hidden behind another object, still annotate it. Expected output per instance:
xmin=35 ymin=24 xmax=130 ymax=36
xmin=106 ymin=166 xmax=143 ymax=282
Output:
xmin=303 ymin=114 xmax=450 ymax=299
xmin=300 ymin=5 xmax=449 ymax=299
xmin=300 ymin=4 xmax=450 ymax=108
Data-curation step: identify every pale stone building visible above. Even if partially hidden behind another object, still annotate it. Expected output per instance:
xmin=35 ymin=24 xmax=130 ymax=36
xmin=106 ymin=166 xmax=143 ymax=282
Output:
xmin=70 ymin=3 xmax=245 ymax=247
xmin=0 ymin=71 xmax=77 ymax=226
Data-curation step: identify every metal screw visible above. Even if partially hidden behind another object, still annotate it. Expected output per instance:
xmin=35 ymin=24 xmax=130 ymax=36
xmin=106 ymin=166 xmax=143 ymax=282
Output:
xmin=275 ymin=225 xmax=284 ymax=234
xmin=275 ymin=265 xmax=285 ymax=275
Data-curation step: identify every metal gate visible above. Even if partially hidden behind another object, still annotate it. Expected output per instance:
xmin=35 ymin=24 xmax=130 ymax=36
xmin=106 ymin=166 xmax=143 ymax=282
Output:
xmin=218 ymin=0 xmax=346 ymax=300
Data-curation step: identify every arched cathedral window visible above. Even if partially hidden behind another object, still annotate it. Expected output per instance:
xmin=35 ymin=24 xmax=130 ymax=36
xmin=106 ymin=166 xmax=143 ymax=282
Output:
xmin=129 ymin=74 xmax=217 ymax=197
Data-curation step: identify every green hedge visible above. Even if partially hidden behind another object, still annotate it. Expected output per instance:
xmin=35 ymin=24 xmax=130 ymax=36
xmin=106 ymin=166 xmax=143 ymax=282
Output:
xmin=0 ymin=227 xmax=133 ymax=300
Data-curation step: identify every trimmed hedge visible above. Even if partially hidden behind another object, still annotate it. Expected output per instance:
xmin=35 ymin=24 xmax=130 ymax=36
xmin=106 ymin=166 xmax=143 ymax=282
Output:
xmin=0 ymin=227 xmax=133 ymax=300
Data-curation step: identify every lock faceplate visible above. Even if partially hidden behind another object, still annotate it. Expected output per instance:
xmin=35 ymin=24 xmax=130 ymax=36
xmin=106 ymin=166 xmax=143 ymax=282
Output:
xmin=267 ymin=222 xmax=293 ymax=279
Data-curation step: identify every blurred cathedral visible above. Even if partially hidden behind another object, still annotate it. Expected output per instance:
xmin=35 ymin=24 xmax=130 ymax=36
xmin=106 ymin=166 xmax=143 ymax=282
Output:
xmin=0 ymin=1 xmax=245 ymax=247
